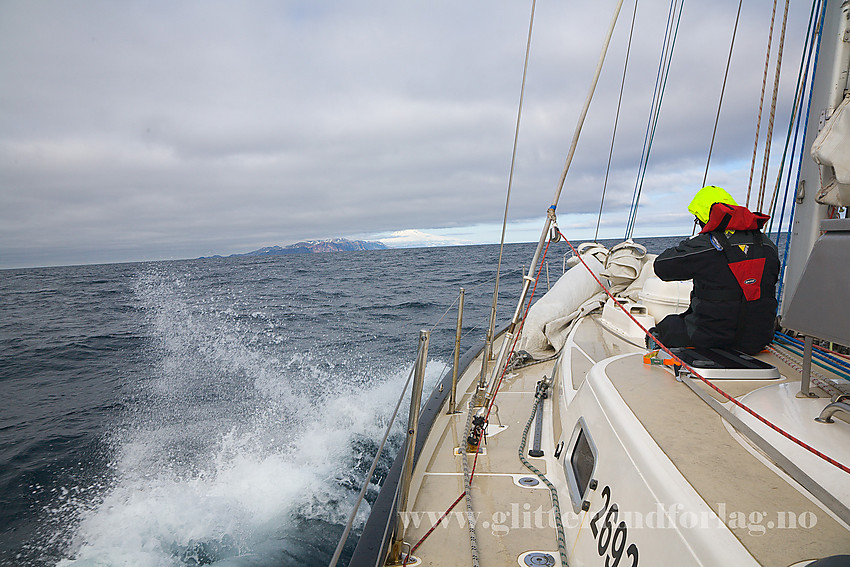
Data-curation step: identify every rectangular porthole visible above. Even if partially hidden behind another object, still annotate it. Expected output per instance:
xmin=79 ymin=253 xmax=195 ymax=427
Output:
xmin=564 ymin=418 xmax=597 ymax=512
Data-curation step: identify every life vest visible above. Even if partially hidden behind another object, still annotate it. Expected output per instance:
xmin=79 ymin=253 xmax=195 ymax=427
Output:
xmin=699 ymin=202 xmax=770 ymax=234
xmin=701 ymin=203 xmax=771 ymax=302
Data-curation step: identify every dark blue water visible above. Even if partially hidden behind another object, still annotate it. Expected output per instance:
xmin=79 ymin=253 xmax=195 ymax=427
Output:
xmin=0 ymin=238 xmax=683 ymax=566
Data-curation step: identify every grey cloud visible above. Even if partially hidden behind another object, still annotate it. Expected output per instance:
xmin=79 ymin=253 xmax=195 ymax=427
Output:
xmin=0 ymin=0 xmax=812 ymax=268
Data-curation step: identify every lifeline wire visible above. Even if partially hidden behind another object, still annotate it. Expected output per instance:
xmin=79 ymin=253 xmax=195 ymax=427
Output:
xmin=328 ymin=267 xmax=515 ymax=566
xmin=405 ymin=237 xmax=555 ymax=562
xmin=327 ymin=365 xmax=416 ymax=567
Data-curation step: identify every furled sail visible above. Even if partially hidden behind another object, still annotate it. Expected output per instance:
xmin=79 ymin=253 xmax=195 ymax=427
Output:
xmin=811 ymin=95 xmax=850 ymax=206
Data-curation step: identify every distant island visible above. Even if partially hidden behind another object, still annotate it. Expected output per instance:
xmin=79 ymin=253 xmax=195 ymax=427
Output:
xmin=202 ymin=238 xmax=388 ymax=259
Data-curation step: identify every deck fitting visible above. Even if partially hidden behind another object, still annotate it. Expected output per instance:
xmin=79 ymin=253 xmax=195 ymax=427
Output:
xmin=523 ymin=552 xmax=556 ymax=566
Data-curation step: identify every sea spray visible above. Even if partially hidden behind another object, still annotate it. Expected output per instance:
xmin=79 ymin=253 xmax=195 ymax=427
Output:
xmin=3 ymin=242 xmax=687 ymax=564
xmin=56 ymin=265 xmax=446 ymax=566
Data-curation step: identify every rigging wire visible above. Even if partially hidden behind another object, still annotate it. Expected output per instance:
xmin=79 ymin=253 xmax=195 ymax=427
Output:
xmin=484 ymin=0 xmax=538 ymax=360
xmin=595 ymin=0 xmax=640 ymax=242
xmin=775 ymin=0 xmax=827 ymax=309
xmin=510 ymin=0 xmax=625 ymax=339
xmin=765 ymin=0 xmax=796 ymax=217
xmin=379 ymin=0 xmax=631 ymax=555
xmin=327 ymin=264 xmax=520 ymax=567
xmin=625 ymin=0 xmax=677 ymax=239
xmin=746 ymin=0 xmax=781 ymax=207
xmin=551 ymin=0 xmax=626 ymax=209
xmin=767 ymin=0 xmax=821 ymax=237
xmin=625 ymin=0 xmax=685 ymax=240
xmin=404 ymin=238 xmax=556 ymax=564
xmin=702 ymin=0 xmax=744 ymax=188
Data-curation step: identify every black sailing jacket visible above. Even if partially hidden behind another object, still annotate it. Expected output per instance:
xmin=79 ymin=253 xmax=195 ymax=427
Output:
xmin=653 ymin=205 xmax=780 ymax=355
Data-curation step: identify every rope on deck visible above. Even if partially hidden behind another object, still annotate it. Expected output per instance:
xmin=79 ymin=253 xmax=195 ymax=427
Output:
xmin=518 ymin=379 xmax=569 ymax=567
xmin=461 ymin=400 xmax=482 ymax=567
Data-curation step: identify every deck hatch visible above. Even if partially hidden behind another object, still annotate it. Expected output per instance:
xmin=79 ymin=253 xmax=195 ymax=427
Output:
xmin=670 ymin=347 xmax=780 ymax=379
xmin=564 ymin=417 xmax=598 ymax=512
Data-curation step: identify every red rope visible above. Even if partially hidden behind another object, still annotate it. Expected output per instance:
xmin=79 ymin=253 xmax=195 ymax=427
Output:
xmin=470 ymin=237 xmax=552 ymax=483
xmin=557 ymin=229 xmax=850 ymax=475
xmin=813 ymin=342 xmax=850 ymax=360
xmin=404 ymin=238 xmax=554 ymax=561
xmin=405 ymin=491 xmax=466 ymax=561
xmin=402 ymin=229 xmax=847 ymax=567
xmin=404 ymin=229 xmax=848 ymax=565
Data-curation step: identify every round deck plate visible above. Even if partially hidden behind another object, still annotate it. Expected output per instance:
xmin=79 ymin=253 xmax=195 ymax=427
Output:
xmin=523 ymin=552 xmax=555 ymax=566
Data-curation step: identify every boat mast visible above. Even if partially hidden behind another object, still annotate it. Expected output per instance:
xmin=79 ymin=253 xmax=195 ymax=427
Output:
xmin=782 ymin=0 xmax=850 ymax=312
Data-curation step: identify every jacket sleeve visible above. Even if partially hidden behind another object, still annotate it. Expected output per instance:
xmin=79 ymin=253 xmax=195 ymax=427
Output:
xmin=653 ymin=235 xmax=715 ymax=282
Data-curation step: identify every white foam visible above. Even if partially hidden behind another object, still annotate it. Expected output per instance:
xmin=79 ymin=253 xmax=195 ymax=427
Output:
xmin=57 ymin=269 xmax=448 ymax=565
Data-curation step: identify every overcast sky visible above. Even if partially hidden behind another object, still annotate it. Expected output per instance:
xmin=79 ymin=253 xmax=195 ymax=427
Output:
xmin=1 ymin=0 xmax=812 ymax=268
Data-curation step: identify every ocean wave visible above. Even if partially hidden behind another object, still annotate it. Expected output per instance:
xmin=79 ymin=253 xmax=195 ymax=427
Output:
xmin=49 ymin=266 xmax=447 ymax=566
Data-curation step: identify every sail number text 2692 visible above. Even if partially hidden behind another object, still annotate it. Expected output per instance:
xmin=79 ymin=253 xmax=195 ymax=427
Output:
xmin=589 ymin=485 xmax=638 ymax=567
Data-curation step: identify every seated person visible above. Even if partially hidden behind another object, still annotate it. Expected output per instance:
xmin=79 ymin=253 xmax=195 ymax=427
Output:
xmin=649 ymin=186 xmax=780 ymax=355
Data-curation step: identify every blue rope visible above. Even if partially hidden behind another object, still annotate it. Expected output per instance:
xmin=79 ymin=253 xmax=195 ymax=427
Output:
xmin=775 ymin=0 xmax=828 ymax=308
xmin=773 ymin=336 xmax=850 ymax=382
xmin=775 ymin=332 xmax=850 ymax=372
xmin=771 ymin=0 xmax=820 ymax=303
xmin=767 ymin=0 xmax=820 ymax=235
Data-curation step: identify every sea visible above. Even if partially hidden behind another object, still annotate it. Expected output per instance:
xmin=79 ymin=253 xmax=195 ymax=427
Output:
xmin=0 ymin=237 xmax=688 ymax=566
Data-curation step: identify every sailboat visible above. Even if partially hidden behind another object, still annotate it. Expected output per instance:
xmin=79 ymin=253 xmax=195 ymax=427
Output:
xmin=336 ymin=0 xmax=850 ymax=565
